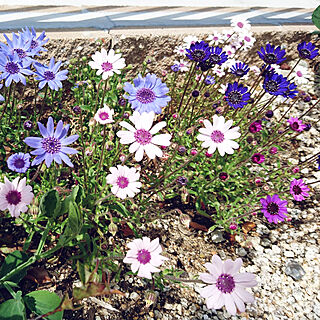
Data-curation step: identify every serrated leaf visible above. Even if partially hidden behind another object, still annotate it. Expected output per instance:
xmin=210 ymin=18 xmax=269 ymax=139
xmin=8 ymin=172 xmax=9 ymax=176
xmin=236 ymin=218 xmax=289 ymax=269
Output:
xmin=40 ymin=190 xmax=61 ymax=219
xmin=312 ymin=5 xmax=320 ymax=30
xmin=0 ymin=291 xmax=26 ymax=320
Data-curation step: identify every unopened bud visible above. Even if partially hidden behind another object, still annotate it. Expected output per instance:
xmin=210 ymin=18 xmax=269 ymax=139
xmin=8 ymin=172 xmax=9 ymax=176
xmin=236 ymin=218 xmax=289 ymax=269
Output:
xmin=145 ymin=290 xmax=157 ymax=308
xmin=108 ymin=222 xmax=118 ymax=236
xmin=229 ymin=223 xmax=237 ymax=230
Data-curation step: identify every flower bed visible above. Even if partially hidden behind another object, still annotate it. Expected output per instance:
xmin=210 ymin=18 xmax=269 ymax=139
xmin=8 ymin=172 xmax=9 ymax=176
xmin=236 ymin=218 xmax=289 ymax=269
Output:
xmin=0 ymin=15 xmax=319 ymax=320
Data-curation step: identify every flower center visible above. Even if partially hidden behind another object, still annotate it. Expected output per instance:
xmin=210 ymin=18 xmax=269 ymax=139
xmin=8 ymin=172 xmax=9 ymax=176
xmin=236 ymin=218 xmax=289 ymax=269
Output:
xmin=42 ymin=137 xmax=61 ymax=154
xmin=99 ymin=112 xmax=109 ymax=120
xmin=44 ymin=71 xmax=55 ymax=81
xmin=216 ymin=274 xmax=235 ymax=293
xmin=6 ymin=190 xmax=22 ymax=206
xmin=300 ymin=48 xmax=310 ymax=58
xmin=211 ymin=130 xmax=224 ymax=143
xmin=137 ymin=249 xmax=151 ymax=264
xmin=134 ymin=129 xmax=152 ymax=145
xmin=116 ymin=176 xmax=129 ymax=189
xmin=101 ymin=62 xmax=113 ymax=72
xmin=265 ymin=80 xmax=278 ymax=92
xmin=136 ymin=88 xmax=156 ymax=104
xmin=14 ymin=158 xmax=26 ymax=169
xmin=291 ymin=122 xmax=299 ymax=130
xmin=14 ymin=48 xmax=26 ymax=59
xmin=237 ymin=22 xmax=244 ymax=28
xmin=30 ymin=39 xmax=38 ymax=49
xmin=228 ymin=91 xmax=242 ymax=104
xmin=265 ymin=53 xmax=277 ymax=64
xmin=296 ymin=71 xmax=303 ymax=77
xmin=267 ymin=202 xmax=279 ymax=214
xmin=244 ymin=36 xmax=251 ymax=42
xmin=235 ymin=69 xmax=246 ymax=77
xmin=292 ymin=185 xmax=302 ymax=195
xmin=191 ymin=49 xmax=206 ymax=62
xmin=5 ymin=62 xmax=19 ymax=74
xmin=209 ymin=54 xmax=221 ymax=64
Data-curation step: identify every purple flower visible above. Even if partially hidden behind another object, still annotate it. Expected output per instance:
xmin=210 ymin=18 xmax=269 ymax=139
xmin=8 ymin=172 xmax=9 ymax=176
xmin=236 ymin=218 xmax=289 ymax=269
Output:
xmin=199 ymin=46 xmax=228 ymax=71
xmin=290 ymin=179 xmax=310 ymax=201
xmin=249 ymin=121 xmax=262 ymax=133
xmin=260 ymin=194 xmax=288 ymax=223
xmin=269 ymin=147 xmax=278 ymax=154
xmin=288 ymin=117 xmax=306 ymax=132
xmin=251 ymin=153 xmax=265 ymax=164
xmin=263 ymin=73 xmax=289 ymax=96
xmin=225 ymin=82 xmax=251 ymax=109
xmin=205 ymin=75 xmax=215 ymax=85
xmin=0 ymin=52 xmax=33 ymax=87
xmin=199 ymin=255 xmax=257 ymax=315
xmin=24 ymin=117 xmax=79 ymax=168
xmin=282 ymin=81 xmax=298 ymax=99
xmin=171 ymin=64 xmax=180 ymax=72
xmin=317 ymin=155 xmax=320 ymax=170
xmin=34 ymin=57 xmax=68 ymax=91
xmin=19 ymin=27 xmax=48 ymax=57
xmin=0 ymin=83 xmax=4 ymax=102
xmin=7 ymin=153 xmax=31 ymax=173
xmin=123 ymin=73 xmax=171 ymax=114
xmin=297 ymin=41 xmax=318 ymax=60
xmin=258 ymin=44 xmax=286 ymax=65
xmin=185 ymin=41 xmax=210 ymax=62
xmin=230 ymin=62 xmax=250 ymax=77
xmin=176 ymin=176 xmax=188 ymax=186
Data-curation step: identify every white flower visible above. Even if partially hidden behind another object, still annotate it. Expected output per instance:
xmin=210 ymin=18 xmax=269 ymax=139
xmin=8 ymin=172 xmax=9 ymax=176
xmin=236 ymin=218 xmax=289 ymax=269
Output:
xmin=89 ymin=48 xmax=126 ymax=80
xmin=293 ymin=65 xmax=311 ymax=85
xmin=94 ymin=104 xmax=114 ymax=125
xmin=0 ymin=177 xmax=33 ymax=217
xmin=206 ymin=32 xmax=224 ymax=45
xmin=197 ymin=115 xmax=240 ymax=156
xmin=238 ymin=32 xmax=256 ymax=50
xmin=231 ymin=18 xmax=251 ymax=33
xmin=174 ymin=45 xmax=186 ymax=56
xmin=213 ymin=67 xmax=226 ymax=78
xmin=123 ymin=237 xmax=168 ymax=279
xmin=106 ymin=165 xmax=141 ymax=199
xmin=183 ymin=35 xmax=199 ymax=48
xmin=223 ymin=45 xmax=236 ymax=58
xmin=174 ymin=59 xmax=189 ymax=72
xmin=218 ymin=83 xmax=228 ymax=94
xmin=117 ymin=111 xmax=171 ymax=162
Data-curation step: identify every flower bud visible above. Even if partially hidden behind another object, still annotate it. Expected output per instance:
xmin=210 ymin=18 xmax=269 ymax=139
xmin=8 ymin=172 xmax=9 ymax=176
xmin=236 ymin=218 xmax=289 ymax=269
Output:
xmin=205 ymin=152 xmax=213 ymax=158
xmin=269 ymin=147 xmax=278 ymax=154
xmin=219 ymin=172 xmax=229 ymax=181
xmin=118 ymin=98 xmax=126 ymax=106
xmin=23 ymin=120 xmax=33 ymax=131
xmin=145 ymin=290 xmax=157 ymax=308
xmin=262 ymin=185 xmax=270 ymax=191
xmin=108 ymin=222 xmax=118 ymax=236
xmin=229 ymin=223 xmax=237 ymax=230
xmin=73 ymin=105 xmax=81 ymax=114
xmin=119 ymin=154 xmax=126 ymax=162
xmin=292 ymin=166 xmax=299 ymax=173
xmin=172 ymin=113 xmax=178 ymax=119
xmin=252 ymin=211 xmax=257 ymax=216
xmin=178 ymin=146 xmax=186 ymax=154
xmin=192 ymin=90 xmax=199 ymax=97
xmin=255 ymin=177 xmax=263 ymax=186
xmin=190 ymin=149 xmax=198 ymax=156
xmin=123 ymin=112 xmax=130 ymax=118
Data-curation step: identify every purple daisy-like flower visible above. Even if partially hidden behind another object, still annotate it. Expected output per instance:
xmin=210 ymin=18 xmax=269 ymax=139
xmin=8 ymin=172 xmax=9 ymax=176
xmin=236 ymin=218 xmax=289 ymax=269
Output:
xmin=260 ymin=194 xmax=288 ymax=223
xmin=19 ymin=27 xmax=48 ymax=57
xmin=205 ymin=75 xmax=215 ymax=85
xmin=249 ymin=121 xmax=262 ymax=133
xmin=257 ymin=44 xmax=286 ymax=65
xmin=24 ymin=117 xmax=79 ymax=168
xmin=7 ymin=153 xmax=31 ymax=173
xmin=263 ymin=73 xmax=289 ymax=96
xmin=0 ymin=83 xmax=4 ymax=102
xmin=297 ymin=41 xmax=319 ymax=60
xmin=290 ymin=179 xmax=310 ymax=201
xmin=288 ymin=117 xmax=306 ymax=132
xmin=225 ymin=82 xmax=251 ymax=109
xmin=185 ymin=41 xmax=210 ymax=62
xmin=170 ymin=64 xmax=180 ymax=72
xmin=251 ymin=153 xmax=265 ymax=164
xmin=230 ymin=62 xmax=250 ymax=78
xmin=317 ymin=155 xmax=320 ymax=170
xmin=123 ymin=73 xmax=171 ymax=114
xmin=0 ymin=52 xmax=33 ymax=87
xmin=282 ymin=81 xmax=298 ymax=99
xmin=199 ymin=47 xmax=228 ymax=71
xmin=34 ymin=57 xmax=68 ymax=91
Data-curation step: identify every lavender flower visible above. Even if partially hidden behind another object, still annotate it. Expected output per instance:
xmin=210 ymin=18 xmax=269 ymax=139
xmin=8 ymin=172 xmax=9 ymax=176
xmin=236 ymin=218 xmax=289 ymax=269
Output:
xmin=290 ymin=179 xmax=310 ymax=201
xmin=24 ymin=117 xmax=79 ymax=168
xmin=19 ymin=27 xmax=48 ymax=56
xmin=7 ymin=153 xmax=31 ymax=173
xmin=297 ymin=41 xmax=319 ymax=60
xmin=258 ymin=44 xmax=286 ymax=65
xmin=288 ymin=117 xmax=306 ymax=132
xmin=260 ymin=194 xmax=288 ymax=223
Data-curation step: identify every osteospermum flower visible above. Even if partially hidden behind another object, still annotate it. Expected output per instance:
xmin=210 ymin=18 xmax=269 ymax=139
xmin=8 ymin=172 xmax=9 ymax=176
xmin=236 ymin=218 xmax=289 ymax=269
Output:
xmin=263 ymin=73 xmax=289 ymax=96
xmin=225 ymin=82 xmax=251 ymax=109
xmin=293 ymin=65 xmax=311 ymax=85
xmin=24 ymin=117 xmax=79 ymax=167
xmin=106 ymin=165 xmax=141 ymax=199
xmin=290 ymin=179 xmax=310 ymax=201
xmin=197 ymin=115 xmax=240 ymax=156
xmin=7 ymin=153 xmax=31 ymax=173
xmin=206 ymin=32 xmax=224 ymax=45
xmin=173 ymin=45 xmax=186 ymax=56
xmin=249 ymin=121 xmax=262 ymax=133
xmin=94 ymin=104 xmax=114 ymax=125
xmin=258 ymin=44 xmax=286 ymax=65
xmin=282 ymin=81 xmax=298 ymax=99
xmin=185 ymin=41 xmax=210 ymax=62
xmin=174 ymin=59 xmax=189 ymax=72
xmin=34 ymin=57 xmax=68 ymax=90
xmin=89 ymin=48 xmax=126 ymax=80
xmin=117 ymin=111 xmax=171 ymax=162
xmin=200 ymin=47 xmax=228 ymax=70
xmin=231 ymin=18 xmax=251 ymax=33
xmin=238 ymin=32 xmax=256 ymax=50
xmin=297 ymin=41 xmax=319 ymax=60
xmin=123 ymin=73 xmax=171 ymax=114
xmin=199 ymin=255 xmax=257 ymax=316
xmin=251 ymin=153 xmax=265 ymax=164
xmin=260 ymin=194 xmax=288 ymax=223
xmin=0 ymin=177 xmax=33 ymax=218
xmin=183 ymin=35 xmax=199 ymax=47
xmin=288 ymin=117 xmax=306 ymax=132
xmin=123 ymin=237 xmax=168 ymax=279
xmin=230 ymin=62 xmax=250 ymax=78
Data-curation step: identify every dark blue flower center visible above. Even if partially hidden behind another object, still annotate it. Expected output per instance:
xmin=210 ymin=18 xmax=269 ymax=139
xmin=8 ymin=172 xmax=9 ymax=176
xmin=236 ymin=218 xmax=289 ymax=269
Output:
xmin=42 ymin=137 xmax=61 ymax=154
xmin=299 ymin=49 xmax=310 ymax=58
xmin=265 ymin=53 xmax=277 ymax=64
xmin=216 ymin=274 xmax=235 ymax=293
xmin=211 ymin=130 xmax=224 ymax=143
xmin=209 ymin=54 xmax=221 ymax=64
xmin=134 ymin=129 xmax=152 ymax=145
xmin=116 ymin=176 xmax=129 ymax=189
xmin=14 ymin=48 xmax=26 ymax=59
xmin=137 ymin=249 xmax=151 ymax=264
xmin=265 ymin=80 xmax=278 ymax=93
xmin=292 ymin=185 xmax=302 ymax=195
xmin=267 ymin=202 xmax=279 ymax=214
xmin=5 ymin=62 xmax=19 ymax=74
xmin=235 ymin=69 xmax=246 ymax=77
xmin=30 ymin=40 xmax=38 ymax=49
xmin=228 ymin=91 xmax=242 ymax=104
xmin=191 ymin=49 xmax=206 ymax=62
xmin=6 ymin=190 xmax=22 ymax=205
xmin=136 ymin=88 xmax=156 ymax=104
xmin=43 ymin=71 xmax=55 ymax=81
xmin=14 ymin=158 xmax=25 ymax=169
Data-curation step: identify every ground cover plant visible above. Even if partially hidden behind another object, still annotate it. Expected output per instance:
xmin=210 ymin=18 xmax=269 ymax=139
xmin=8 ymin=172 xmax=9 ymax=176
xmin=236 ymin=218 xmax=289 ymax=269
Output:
xmin=0 ymin=8 xmax=319 ymax=319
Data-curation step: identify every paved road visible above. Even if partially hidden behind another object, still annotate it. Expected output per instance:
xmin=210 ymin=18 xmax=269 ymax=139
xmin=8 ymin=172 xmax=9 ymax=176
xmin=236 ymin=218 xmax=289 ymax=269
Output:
xmin=0 ymin=5 xmax=314 ymax=32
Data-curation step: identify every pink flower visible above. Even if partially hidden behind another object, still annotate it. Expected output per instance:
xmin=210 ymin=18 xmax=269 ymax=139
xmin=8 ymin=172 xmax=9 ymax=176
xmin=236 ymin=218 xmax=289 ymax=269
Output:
xmin=290 ymin=178 xmax=310 ymax=201
xmin=288 ymin=117 xmax=306 ymax=132
xmin=200 ymin=255 xmax=257 ymax=315
xmin=123 ymin=237 xmax=168 ymax=279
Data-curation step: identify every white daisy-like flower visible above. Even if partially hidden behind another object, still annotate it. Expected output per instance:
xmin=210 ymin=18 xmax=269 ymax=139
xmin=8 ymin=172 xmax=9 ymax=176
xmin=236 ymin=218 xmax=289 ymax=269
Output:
xmin=223 ymin=45 xmax=236 ymax=58
xmin=174 ymin=45 xmax=187 ymax=56
xmin=183 ymin=35 xmax=199 ymax=48
xmin=238 ymin=32 xmax=256 ymax=50
xmin=0 ymin=177 xmax=34 ymax=218
xmin=117 ymin=111 xmax=171 ymax=162
xmin=231 ymin=18 xmax=251 ymax=33
xmin=213 ymin=67 xmax=226 ymax=78
xmin=94 ymin=104 xmax=114 ymax=125
xmin=174 ymin=59 xmax=189 ymax=72
xmin=206 ymin=32 xmax=224 ymax=45
xmin=293 ymin=65 xmax=311 ymax=85
xmin=106 ymin=165 xmax=141 ymax=199
xmin=218 ymin=83 xmax=228 ymax=94
xmin=197 ymin=115 xmax=240 ymax=156
xmin=89 ymin=48 xmax=126 ymax=80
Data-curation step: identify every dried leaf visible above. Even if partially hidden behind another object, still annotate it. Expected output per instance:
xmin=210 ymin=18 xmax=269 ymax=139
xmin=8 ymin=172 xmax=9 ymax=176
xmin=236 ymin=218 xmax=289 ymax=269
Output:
xmin=242 ymin=222 xmax=256 ymax=234
xmin=25 ymin=267 xmax=51 ymax=284
xmin=189 ymin=221 xmax=208 ymax=232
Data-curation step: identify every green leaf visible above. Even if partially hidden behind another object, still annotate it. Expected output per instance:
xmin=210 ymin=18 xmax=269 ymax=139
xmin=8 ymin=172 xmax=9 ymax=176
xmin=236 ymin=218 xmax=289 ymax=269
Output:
xmin=0 ymin=251 xmax=29 ymax=284
xmin=24 ymin=290 xmax=63 ymax=320
xmin=312 ymin=5 xmax=320 ymax=30
xmin=40 ymin=190 xmax=61 ymax=219
xmin=0 ymin=291 xmax=26 ymax=320
xmin=109 ymin=202 xmax=130 ymax=218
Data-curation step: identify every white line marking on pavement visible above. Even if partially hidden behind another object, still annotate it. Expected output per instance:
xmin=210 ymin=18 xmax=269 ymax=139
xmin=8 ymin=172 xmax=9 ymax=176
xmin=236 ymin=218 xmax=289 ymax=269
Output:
xmin=39 ymin=11 xmax=121 ymax=22
xmin=172 ymin=8 xmax=230 ymax=20
xmin=112 ymin=10 xmax=183 ymax=20
xmin=222 ymin=9 xmax=269 ymax=20
xmin=305 ymin=16 xmax=312 ymax=20
xmin=268 ymin=10 xmax=311 ymax=19
xmin=0 ymin=11 xmax=46 ymax=23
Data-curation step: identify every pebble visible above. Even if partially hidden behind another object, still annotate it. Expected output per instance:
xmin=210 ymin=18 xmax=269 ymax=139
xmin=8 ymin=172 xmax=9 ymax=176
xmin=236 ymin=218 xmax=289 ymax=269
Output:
xmin=285 ymin=261 xmax=306 ymax=280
